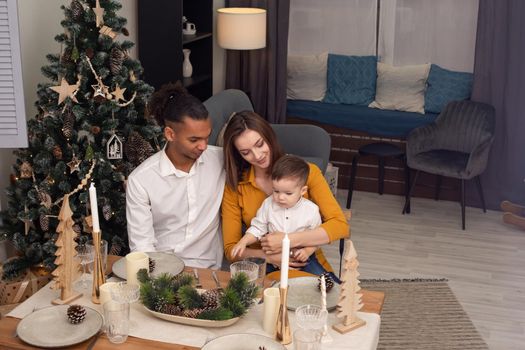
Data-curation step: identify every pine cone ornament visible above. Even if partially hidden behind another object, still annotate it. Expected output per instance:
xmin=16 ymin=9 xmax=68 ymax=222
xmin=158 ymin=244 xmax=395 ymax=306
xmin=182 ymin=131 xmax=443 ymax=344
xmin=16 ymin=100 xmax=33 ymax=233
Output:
xmin=109 ymin=47 xmax=126 ymax=75
xmin=70 ymin=0 xmax=85 ymax=21
xmin=318 ymin=272 xmax=335 ymax=292
xmin=160 ymin=303 xmax=182 ymax=316
xmin=201 ymin=289 xmax=221 ymax=310
xmin=39 ymin=214 xmax=49 ymax=231
xmin=85 ymin=47 xmax=95 ymax=59
xmin=102 ymin=204 xmax=112 ymax=220
xmin=61 ymin=47 xmax=72 ymax=65
xmin=121 ymin=27 xmax=130 ymax=36
xmin=154 ymin=297 xmax=169 ymax=312
xmin=182 ymin=308 xmax=204 ymax=319
xmin=52 ymin=145 xmax=63 ymax=159
xmin=67 ymin=305 xmax=86 ymax=324
xmin=19 ymin=161 xmax=33 ymax=178
xmin=62 ymin=111 xmax=75 ymax=139
xmin=125 ymin=132 xmax=154 ymax=166
xmin=149 ymin=258 xmax=156 ymax=273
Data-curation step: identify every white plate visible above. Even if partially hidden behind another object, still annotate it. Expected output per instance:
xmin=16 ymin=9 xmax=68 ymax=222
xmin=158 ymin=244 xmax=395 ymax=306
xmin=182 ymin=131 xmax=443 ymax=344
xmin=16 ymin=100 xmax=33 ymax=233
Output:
xmin=144 ymin=306 xmax=240 ymax=328
xmin=112 ymin=252 xmax=185 ymax=280
xmin=277 ymin=276 xmax=340 ymax=311
xmin=202 ymin=333 xmax=286 ymax=350
xmin=17 ymin=305 xmax=103 ymax=348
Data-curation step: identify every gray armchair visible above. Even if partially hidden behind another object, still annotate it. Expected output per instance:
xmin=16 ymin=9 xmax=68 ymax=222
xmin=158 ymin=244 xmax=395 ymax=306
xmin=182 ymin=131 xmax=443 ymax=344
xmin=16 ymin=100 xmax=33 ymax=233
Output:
xmin=203 ymin=89 xmax=331 ymax=173
xmin=403 ymin=100 xmax=496 ymax=229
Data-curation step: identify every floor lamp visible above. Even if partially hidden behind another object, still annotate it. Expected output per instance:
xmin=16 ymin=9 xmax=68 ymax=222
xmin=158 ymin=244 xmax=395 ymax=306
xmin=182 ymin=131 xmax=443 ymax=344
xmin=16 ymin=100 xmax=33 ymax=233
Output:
xmin=217 ymin=7 xmax=267 ymax=101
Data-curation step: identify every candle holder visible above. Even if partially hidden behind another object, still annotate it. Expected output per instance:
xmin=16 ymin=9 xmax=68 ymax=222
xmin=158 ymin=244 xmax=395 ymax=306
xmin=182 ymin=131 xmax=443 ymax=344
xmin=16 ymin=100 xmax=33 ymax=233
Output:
xmin=91 ymin=230 xmax=106 ymax=304
xmin=275 ymin=286 xmax=291 ymax=344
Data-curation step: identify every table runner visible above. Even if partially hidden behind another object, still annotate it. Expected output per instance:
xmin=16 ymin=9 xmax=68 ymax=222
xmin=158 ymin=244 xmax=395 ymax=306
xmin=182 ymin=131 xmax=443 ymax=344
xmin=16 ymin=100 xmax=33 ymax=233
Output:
xmin=8 ymin=279 xmax=380 ymax=349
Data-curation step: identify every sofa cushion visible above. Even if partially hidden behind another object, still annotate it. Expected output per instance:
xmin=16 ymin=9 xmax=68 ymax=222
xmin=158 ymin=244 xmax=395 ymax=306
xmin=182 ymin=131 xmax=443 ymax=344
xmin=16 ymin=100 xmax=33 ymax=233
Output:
xmin=287 ymin=100 xmax=438 ymax=138
xmin=323 ymin=54 xmax=377 ymax=106
xmin=369 ymin=62 xmax=430 ymax=114
xmin=287 ymin=52 xmax=328 ymax=101
xmin=425 ymin=64 xmax=473 ymax=114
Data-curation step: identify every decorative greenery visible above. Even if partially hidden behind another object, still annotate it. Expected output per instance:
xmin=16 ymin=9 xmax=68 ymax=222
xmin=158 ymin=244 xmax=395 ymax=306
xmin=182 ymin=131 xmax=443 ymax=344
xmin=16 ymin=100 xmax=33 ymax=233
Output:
xmin=139 ymin=270 xmax=259 ymax=320
xmin=0 ymin=0 xmax=161 ymax=279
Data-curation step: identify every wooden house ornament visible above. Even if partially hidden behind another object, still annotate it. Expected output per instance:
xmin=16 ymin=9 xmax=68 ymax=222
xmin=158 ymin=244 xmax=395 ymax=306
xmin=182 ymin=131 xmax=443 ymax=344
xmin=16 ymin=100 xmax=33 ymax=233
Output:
xmin=106 ymin=134 xmax=123 ymax=159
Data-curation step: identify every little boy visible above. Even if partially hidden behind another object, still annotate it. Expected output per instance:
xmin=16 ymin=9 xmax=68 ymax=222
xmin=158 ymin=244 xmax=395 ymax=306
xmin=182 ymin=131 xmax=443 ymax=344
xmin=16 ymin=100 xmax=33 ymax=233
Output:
xmin=232 ymin=155 xmax=339 ymax=281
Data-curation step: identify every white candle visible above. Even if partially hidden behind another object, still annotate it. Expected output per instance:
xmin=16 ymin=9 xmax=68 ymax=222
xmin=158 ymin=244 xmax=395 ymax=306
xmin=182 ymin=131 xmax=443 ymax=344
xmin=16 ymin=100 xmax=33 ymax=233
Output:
xmin=280 ymin=234 xmax=290 ymax=288
xmin=125 ymin=252 xmax=149 ymax=286
xmin=89 ymin=183 xmax=100 ymax=232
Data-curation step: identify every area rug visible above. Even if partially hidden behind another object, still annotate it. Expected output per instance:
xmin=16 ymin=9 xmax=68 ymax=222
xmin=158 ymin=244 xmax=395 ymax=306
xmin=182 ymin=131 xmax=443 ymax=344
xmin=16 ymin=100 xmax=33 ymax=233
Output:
xmin=360 ymin=279 xmax=489 ymax=350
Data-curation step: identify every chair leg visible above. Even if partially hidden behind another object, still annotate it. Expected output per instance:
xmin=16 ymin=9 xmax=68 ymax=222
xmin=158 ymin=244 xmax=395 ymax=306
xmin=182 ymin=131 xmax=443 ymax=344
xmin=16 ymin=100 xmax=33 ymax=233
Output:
xmin=476 ymin=176 xmax=487 ymax=213
xmin=378 ymin=157 xmax=385 ymax=195
xmin=435 ymin=175 xmax=442 ymax=201
xmin=403 ymin=170 xmax=420 ymax=214
xmin=404 ymin=157 xmax=411 ymax=214
xmin=461 ymin=179 xmax=466 ymax=230
xmin=346 ymin=155 xmax=359 ymax=209
xmin=338 ymin=238 xmax=345 ymax=277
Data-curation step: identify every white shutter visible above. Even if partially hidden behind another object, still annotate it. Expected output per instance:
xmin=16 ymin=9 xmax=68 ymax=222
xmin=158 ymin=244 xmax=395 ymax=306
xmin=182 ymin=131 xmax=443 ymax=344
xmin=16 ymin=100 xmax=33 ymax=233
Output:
xmin=0 ymin=0 xmax=27 ymax=148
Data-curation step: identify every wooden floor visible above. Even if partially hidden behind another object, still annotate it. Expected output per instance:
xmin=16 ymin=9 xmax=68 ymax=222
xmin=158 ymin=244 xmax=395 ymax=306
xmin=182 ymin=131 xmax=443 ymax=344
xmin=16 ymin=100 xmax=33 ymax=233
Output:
xmin=323 ymin=190 xmax=525 ymax=350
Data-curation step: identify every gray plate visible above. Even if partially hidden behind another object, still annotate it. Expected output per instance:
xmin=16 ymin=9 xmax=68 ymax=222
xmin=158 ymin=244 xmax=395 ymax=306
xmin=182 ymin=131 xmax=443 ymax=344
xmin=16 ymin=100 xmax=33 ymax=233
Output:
xmin=17 ymin=305 xmax=103 ymax=348
xmin=277 ymin=276 xmax=340 ymax=311
xmin=202 ymin=333 xmax=286 ymax=350
xmin=112 ymin=252 xmax=185 ymax=280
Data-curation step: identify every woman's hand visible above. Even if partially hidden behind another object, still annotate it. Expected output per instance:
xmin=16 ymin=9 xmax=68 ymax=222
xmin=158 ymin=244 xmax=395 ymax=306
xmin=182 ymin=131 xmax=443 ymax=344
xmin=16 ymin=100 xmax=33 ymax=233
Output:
xmin=265 ymin=252 xmax=282 ymax=266
xmin=260 ymin=231 xmax=285 ymax=254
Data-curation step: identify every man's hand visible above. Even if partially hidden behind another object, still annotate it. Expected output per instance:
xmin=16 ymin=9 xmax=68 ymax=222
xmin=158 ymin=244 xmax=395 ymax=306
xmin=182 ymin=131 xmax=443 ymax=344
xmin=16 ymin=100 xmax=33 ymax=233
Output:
xmin=265 ymin=252 xmax=282 ymax=266
xmin=260 ymin=231 xmax=285 ymax=255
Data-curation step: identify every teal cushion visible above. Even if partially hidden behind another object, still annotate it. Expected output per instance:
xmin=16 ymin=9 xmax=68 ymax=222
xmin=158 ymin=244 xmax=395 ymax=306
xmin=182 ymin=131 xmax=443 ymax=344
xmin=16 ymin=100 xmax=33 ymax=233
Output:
xmin=425 ymin=64 xmax=473 ymax=113
xmin=323 ymin=54 xmax=377 ymax=106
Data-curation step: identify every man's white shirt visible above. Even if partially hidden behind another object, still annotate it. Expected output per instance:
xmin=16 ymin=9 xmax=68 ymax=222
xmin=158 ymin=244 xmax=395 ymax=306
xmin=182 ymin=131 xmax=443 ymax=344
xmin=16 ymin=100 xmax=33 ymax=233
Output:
xmin=126 ymin=145 xmax=225 ymax=269
xmin=246 ymin=196 xmax=322 ymax=238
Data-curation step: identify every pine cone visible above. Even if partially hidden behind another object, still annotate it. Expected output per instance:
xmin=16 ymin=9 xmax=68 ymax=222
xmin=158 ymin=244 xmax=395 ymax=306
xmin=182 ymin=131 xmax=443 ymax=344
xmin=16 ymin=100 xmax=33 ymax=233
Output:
xmin=70 ymin=0 xmax=85 ymax=21
xmin=102 ymin=204 xmax=112 ymax=220
xmin=67 ymin=304 xmax=86 ymax=324
xmin=160 ymin=303 xmax=182 ymax=316
xmin=85 ymin=47 xmax=95 ymax=59
xmin=318 ymin=272 xmax=335 ymax=293
xmin=109 ymin=47 xmax=126 ymax=75
xmin=52 ymin=145 xmax=63 ymax=159
xmin=149 ymin=258 xmax=156 ymax=273
xmin=182 ymin=308 xmax=203 ymax=319
xmin=125 ymin=132 xmax=153 ymax=166
xmin=62 ymin=111 xmax=75 ymax=139
xmin=201 ymin=289 xmax=221 ymax=310
xmin=61 ymin=47 xmax=72 ymax=65
xmin=39 ymin=214 xmax=49 ymax=231
xmin=121 ymin=27 xmax=130 ymax=36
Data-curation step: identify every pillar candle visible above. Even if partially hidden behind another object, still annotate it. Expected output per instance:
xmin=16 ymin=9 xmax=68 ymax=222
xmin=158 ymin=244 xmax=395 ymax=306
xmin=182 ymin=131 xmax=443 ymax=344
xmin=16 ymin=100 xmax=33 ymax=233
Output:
xmin=89 ymin=183 xmax=100 ymax=232
xmin=280 ymin=234 xmax=290 ymax=288
xmin=125 ymin=252 xmax=149 ymax=286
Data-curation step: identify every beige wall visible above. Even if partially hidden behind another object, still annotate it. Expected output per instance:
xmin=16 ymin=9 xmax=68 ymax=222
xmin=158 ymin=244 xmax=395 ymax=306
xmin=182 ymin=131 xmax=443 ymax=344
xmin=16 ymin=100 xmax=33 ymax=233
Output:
xmin=0 ymin=0 xmax=227 ymax=211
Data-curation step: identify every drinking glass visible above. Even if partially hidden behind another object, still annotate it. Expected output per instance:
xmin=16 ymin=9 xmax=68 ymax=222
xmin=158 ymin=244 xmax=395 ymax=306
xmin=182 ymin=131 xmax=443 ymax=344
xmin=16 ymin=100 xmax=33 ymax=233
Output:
xmin=76 ymin=244 xmax=94 ymax=289
xmin=87 ymin=239 xmax=108 ymax=273
xmin=110 ymin=281 xmax=140 ymax=304
xmin=295 ymin=304 xmax=328 ymax=331
xmin=244 ymin=257 xmax=266 ymax=290
xmin=293 ymin=329 xmax=321 ymax=350
xmin=230 ymin=261 xmax=259 ymax=283
xmin=103 ymin=300 xmax=129 ymax=344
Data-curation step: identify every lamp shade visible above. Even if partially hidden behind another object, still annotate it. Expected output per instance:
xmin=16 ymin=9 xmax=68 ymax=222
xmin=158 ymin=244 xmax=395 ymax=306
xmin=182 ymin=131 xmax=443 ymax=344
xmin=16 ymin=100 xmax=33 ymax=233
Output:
xmin=217 ymin=8 xmax=267 ymax=50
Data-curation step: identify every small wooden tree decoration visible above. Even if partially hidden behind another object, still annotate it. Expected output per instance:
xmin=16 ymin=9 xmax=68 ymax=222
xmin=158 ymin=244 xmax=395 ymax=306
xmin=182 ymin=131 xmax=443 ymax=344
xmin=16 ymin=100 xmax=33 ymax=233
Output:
xmin=333 ymin=240 xmax=366 ymax=333
xmin=51 ymin=195 xmax=82 ymax=304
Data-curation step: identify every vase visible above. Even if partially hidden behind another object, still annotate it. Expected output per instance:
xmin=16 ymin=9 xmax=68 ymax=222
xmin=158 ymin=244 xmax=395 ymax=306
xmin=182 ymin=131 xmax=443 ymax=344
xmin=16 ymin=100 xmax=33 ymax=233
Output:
xmin=182 ymin=48 xmax=193 ymax=78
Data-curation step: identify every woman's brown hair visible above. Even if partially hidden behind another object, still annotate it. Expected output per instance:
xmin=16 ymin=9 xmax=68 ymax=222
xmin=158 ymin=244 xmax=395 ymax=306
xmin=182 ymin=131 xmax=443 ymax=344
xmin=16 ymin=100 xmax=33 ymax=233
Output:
xmin=223 ymin=111 xmax=284 ymax=190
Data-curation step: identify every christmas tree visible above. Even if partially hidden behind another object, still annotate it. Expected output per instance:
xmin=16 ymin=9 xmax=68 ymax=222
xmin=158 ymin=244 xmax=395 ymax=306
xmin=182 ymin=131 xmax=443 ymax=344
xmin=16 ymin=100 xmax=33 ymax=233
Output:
xmin=0 ymin=0 xmax=161 ymax=279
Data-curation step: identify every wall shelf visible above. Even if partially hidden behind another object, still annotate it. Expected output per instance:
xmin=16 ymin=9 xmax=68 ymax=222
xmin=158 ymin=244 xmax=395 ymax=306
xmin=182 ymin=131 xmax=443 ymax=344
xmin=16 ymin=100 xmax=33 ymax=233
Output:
xmin=183 ymin=32 xmax=212 ymax=45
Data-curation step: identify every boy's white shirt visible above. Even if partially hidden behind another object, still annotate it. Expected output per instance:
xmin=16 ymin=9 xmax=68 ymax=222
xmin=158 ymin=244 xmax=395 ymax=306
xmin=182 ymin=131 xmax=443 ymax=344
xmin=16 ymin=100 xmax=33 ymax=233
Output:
xmin=246 ymin=196 xmax=322 ymax=238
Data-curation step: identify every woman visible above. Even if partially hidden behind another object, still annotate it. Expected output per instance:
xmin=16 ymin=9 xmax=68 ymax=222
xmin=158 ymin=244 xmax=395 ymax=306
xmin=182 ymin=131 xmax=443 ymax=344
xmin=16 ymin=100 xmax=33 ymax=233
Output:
xmin=221 ymin=111 xmax=349 ymax=273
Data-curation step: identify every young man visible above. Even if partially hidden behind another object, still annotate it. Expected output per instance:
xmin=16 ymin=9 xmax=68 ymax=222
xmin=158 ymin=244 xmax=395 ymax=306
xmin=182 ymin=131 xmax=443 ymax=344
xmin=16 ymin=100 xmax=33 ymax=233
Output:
xmin=126 ymin=83 xmax=225 ymax=269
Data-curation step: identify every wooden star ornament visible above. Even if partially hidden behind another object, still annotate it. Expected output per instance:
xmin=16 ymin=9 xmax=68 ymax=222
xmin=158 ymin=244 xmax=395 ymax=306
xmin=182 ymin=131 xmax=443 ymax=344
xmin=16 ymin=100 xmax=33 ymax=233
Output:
xmin=49 ymin=78 xmax=79 ymax=105
xmin=67 ymin=155 xmax=81 ymax=173
xmin=93 ymin=0 xmax=104 ymax=27
xmin=111 ymin=84 xmax=126 ymax=102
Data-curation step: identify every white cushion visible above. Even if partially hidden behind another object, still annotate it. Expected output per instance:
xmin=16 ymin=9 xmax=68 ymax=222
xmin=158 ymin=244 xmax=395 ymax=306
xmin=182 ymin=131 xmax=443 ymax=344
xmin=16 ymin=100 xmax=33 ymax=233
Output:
xmin=369 ymin=62 xmax=431 ymax=114
xmin=287 ymin=52 xmax=328 ymax=101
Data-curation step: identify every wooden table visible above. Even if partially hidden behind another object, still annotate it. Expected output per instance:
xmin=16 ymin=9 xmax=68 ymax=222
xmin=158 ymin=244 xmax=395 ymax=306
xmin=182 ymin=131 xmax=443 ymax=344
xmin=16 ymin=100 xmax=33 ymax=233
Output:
xmin=0 ymin=256 xmax=384 ymax=349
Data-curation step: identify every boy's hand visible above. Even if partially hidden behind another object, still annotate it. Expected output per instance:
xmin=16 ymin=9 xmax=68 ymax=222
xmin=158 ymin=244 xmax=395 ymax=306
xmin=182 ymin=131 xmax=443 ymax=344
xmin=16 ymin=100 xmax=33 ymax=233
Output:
xmin=231 ymin=243 xmax=246 ymax=258
xmin=292 ymin=248 xmax=310 ymax=262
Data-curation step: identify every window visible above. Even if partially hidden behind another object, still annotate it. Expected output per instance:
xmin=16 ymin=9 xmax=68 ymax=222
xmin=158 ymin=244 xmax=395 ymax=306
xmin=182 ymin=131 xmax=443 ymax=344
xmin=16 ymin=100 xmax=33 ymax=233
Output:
xmin=0 ymin=0 xmax=27 ymax=148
